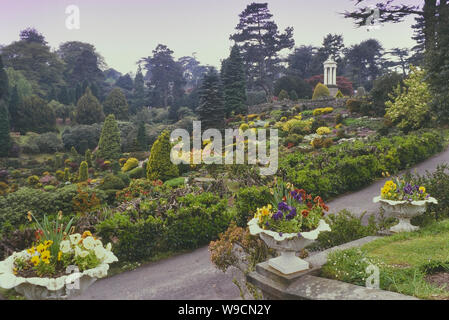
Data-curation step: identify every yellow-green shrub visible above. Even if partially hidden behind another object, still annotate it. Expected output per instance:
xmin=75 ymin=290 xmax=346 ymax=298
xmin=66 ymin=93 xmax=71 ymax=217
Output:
xmin=312 ymin=83 xmax=330 ymax=100
xmin=122 ymin=158 xmax=139 ymax=172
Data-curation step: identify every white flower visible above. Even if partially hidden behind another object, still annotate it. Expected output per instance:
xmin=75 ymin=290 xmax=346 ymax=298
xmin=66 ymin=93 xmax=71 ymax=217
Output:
xmin=79 ymin=250 xmax=89 ymax=258
xmin=60 ymin=240 xmax=72 ymax=254
xmin=69 ymin=233 xmax=82 ymax=245
xmin=94 ymin=246 xmax=106 ymax=260
xmin=105 ymin=243 xmax=112 ymax=252
xmin=82 ymin=236 xmax=96 ymax=250
xmin=94 ymin=239 xmax=103 ymax=247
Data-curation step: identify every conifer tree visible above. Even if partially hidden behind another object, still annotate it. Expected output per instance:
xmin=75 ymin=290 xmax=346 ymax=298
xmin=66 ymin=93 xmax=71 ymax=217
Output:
xmin=0 ymin=55 xmax=9 ymax=101
xmin=197 ymin=69 xmax=225 ymax=131
xmin=136 ymin=121 xmax=147 ymax=151
xmin=312 ymin=83 xmax=330 ymax=100
xmin=103 ymin=88 xmax=129 ymax=120
xmin=0 ymin=100 xmax=10 ymax=157
xmin=221 ymin=45 xmax=246 ymax=116
xmin=75 ymin=87 xmax=104 ymax=125
xmin=147 ymin=130 xmax=179 ymax=181
xmin=78 ymin=161 xmax=89 ymax=182
xmin=97 ymin=114 xmax=121 ymax=160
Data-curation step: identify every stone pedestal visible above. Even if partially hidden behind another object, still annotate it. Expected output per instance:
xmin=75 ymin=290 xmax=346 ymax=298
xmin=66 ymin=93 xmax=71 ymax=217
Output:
xmin=328 ymin=85 xmax=338 ymax=97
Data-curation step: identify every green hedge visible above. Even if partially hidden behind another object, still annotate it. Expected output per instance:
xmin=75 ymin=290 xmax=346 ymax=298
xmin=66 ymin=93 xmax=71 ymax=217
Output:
xmin=96 ymin=192 xmax=233 ymax=261
xmin=234 ymin=186 xmax=272 ymax=227
xmin=279 ymin=130 xmax=445 ymax=200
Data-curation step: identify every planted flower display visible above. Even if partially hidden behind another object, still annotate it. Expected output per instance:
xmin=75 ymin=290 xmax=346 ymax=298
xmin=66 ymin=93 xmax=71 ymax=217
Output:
xmin=373 ymin=177 xmax=437 ymax=233
xmin=0 ymin=212 xmax=118 ymax=300
xmin=248 ymin=182 xmax=331 ymax=274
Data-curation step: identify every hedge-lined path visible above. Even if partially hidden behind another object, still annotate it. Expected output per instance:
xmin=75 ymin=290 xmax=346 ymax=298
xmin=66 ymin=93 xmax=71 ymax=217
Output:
xmin=72 ymin=146 xmax=449 ymax=300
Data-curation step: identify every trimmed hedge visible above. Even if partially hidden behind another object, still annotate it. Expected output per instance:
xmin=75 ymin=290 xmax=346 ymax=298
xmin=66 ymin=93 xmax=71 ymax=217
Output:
xmin=279 ymin=130 xmax=445 ymax=200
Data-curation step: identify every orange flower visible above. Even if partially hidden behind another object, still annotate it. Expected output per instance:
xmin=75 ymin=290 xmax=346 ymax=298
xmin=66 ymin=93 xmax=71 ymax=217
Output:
xmin=301 ymin=210 xmax=309 ymax=217
xmin=82 ymin=231 xmax=92 ymax=239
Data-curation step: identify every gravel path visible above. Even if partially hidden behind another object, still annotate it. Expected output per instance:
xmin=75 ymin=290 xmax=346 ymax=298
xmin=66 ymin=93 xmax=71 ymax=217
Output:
xmin=72 ymin=147 xmax=449 ymax=300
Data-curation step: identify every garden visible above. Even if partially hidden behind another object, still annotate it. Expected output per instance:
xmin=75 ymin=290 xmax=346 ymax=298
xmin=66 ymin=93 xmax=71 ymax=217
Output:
xmin=1 ymin=1 xmax=449 ymax=301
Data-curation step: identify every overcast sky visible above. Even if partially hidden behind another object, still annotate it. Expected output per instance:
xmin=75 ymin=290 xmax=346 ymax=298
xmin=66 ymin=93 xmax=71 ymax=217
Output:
xmin=0 ymin=0 xmax=421 ymax=74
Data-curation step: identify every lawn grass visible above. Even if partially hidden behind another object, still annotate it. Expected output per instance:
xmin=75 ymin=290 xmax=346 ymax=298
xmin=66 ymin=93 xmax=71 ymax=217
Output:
xmin=321 ymin=219 xmax=449 ymax=299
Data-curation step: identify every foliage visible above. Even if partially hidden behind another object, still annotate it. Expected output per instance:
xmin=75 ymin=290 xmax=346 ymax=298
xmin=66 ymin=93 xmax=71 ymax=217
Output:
xmin=369 ymin=72 xmax=403 ymax=117
xmin=221 ymin=45 xmax=247 ymax=116
xmin=197 ymin=68 xmax=225 ymax=131
xmin=147 ymin=130 xmax=179 ymax=181
xmin=312 ymin=83 xmax=330 ymax=100
xmin=278 ymin=90 xmax=289 ymax=101
xmin=62 ymin=124 xmax=102 ymax=154
xmin=385 ymin=67 xmax=431 ymax=132
xmin=235 ymin=186 xmax=272 ymax=227
xmin=78 ymin=161 xmax=89 ymax=182
xmin=97 ymin=114 xmax=122 ymax=160
xmin=279 ymin=130 xmax=445 ymax=200
xmin=121 ymin=158 xmax=139 ymax=172
xmin=274 ymin=75 xmax=312 ymax=99
xmin=75 ymin=87 xmax=104 ymax=125
xmin=0 ymin=100 xmax=10 ymax=157
xmin=15 ymin=95 xmax=56 ymax=134
xmin=103 ymin=88 xmax=129 ymax=120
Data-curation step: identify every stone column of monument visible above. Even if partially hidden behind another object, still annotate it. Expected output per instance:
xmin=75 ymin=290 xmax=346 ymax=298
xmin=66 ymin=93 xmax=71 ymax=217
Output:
xmin=323 ymin=57 xmax=338 ymax=97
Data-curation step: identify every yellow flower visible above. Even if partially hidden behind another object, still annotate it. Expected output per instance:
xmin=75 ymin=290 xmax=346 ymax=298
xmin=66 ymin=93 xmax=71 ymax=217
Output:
xmin=44 ymin=240 xmax=53 ymax=248
xmin=58 ymin=251 xmax=62 ymax=261
xmin=27 ymin=211 xmax=32 ymax=222
xmin=27 ymin=247 xmax=36 ymax=255
xmin=36 ymin=243 xmax=46 ymax=254
xmin=31 ymin=256 xmax=40 ymax=266
xmin=82 ymin=231 xmax=92 ymax=239
xmin=41 ymin=250 xmax=51 ymax=264
xmin=419 ymin=186 xmax=426 ymax=193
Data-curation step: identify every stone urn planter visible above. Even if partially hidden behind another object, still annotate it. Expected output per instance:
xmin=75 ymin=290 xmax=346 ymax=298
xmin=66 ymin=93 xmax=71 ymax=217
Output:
xmin=0 ymin=249 xmax=117 ymax=300
xmin=373 ymin=196 xmax=438 ymax=233
xmin=248 ymin=218 xmax=331 ymax=275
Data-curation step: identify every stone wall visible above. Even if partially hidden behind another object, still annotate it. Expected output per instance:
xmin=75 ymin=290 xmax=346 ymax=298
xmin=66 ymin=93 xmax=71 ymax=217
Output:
xmin=247 ymin=98 xmax=348 ymax=114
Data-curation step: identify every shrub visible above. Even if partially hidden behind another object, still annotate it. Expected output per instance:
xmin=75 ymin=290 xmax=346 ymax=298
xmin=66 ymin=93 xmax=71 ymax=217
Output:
xmin=278 ymin=90 xmax=289 ymax=101
xmin=97 ymin=114 xmax=122 ymax=160
xmin=284 ymin=134 xmax=303 ymax=147
xmin=369 ymin=72 xmax=403 ymax=117
xmin=316 ymin=127 xmax=331 ymax=136
xmin=100 ymin=174 xmax=126 ymax=191
xmin=64 ymin=168 xmax=70 ymax=182
xmin=127 ymin=167 xmax=145 ymax=179
xmin=164 ymin=177 xmax=186 ymax=188
xmin=55 ymin=170 xmax=65 ymax=181
xmin=385 ymin=67 xmax=431 ymax=132
xmin=312 ymin=83 xmax=330 ymax=100
xmin=164 ymin=193 xmax=231 ymax=250
xmin=147 ymin=131 xmax=179 ymax=181
xmin=312 ymin=107 xmax=333 ymax=116
xmin=335 ymin=90 xmax=344 ymax=98
xmin=96 ymin=212 xmax=166 ymax=262
xmin=78 ymin=161 xmax=89 ymax=182
xmin=27 ymin=175 xmax=40 ymax=186
xmin=75 ymin=87 xmax=104 ymax=125
xmin=346 ymin=99 xmax=362 ymax=113
xmin=122 ymin=158 xmax=139 ymax=172
xmin=62 ymin=124 xmax=102 ymax=154
xmin=308 ymin=210 xmax=379 ymax=251
xmin=235 ymin=186 xmax=272 ymax=227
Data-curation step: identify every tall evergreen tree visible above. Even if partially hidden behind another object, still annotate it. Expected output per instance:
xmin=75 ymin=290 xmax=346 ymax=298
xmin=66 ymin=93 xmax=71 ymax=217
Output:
xmin=197 ymin=69 xmax=225 ymax=131
xmin=8 ymin=86 xmax=19 ymax=131
xmin=131 ymin=66 xmax=146 ymax=114
xmin=0 ymin=55 xmax=9 ymax=101
xmin=103 ymin=88 xmax=129 ymax=120
xmin=97 ymin=114 xmax=121 ymax=160
xmin=0 ymin=100 xmax=10 ymax=157
xmin=136 ymin=121 xmax=147 ymax=151
xmin=230 ymin=3 xmax=294 ymax=97
xmin=221 ymin=45 xmax=247 ymax=116
xmin=75 ymin=87 xmax=104 ymax=125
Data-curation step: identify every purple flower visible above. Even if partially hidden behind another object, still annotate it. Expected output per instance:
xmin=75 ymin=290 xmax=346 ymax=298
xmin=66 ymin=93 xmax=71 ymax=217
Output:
xmin=297 ymin=232 xmax=302 ymax=237
xmin=403 ymin=183 xmax=413 ymax=195
xmin=286 ymin=207 xmax=297 ymax=221
xmin=272 ymin=210 xmax=283 ymax=221
xmin=279 ymin=232 xmax=283 ymax=237
xmin=426 ymin=194 xmax=430 ymax=199
xmin=278 ymin=201 xmax=289 ymax=211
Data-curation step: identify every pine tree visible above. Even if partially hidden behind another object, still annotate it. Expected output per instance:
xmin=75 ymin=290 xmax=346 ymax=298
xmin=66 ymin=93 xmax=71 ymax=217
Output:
xmin=197 ymin=69 xmax=225 ymax=131
xmin=221 ymin=45 xmax=247 ymax=116
xmin=75 ymin=87 xmax=104 ymax=125
xmin=64 ymin=167 xmax=70 ymax=182
xmin=147 ymin=130 xmax=179 ymax=181
xmin=136 ymin=121 xmax=147 ymax=151
xmin=0 ymin=55 xmax=9 ymax=101
xmin=131 ymin=66 xmax=146 ymax=114
xmin=0 ymin=100 xmax=10 ymax=157
xmin=8 ymin=86 xmax=19 ymax=131
xmin=97 ymin=114 xmax=121 ymax=160
xmin=78 ymin=161 xmax=89 ymax=182
xmin=85 ymin=149 xmax=92 ymax=167
xmin=104 ymin=88 xmax=129 ymax=120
